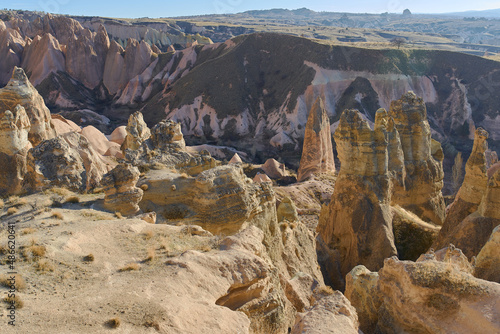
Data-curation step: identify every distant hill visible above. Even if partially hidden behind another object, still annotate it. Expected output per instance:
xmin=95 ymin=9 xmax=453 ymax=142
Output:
xmin=444 ymin=8 xmax=500 ymax=18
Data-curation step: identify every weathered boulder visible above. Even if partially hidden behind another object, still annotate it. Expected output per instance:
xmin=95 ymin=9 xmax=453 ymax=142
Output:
xmin=434 ymin=128 xmax=490 ymax=250
xmin=229 ymin=153 xmax=243 ymax=164
xmin=475 ymin=225 xmax=500 ymax=283
xmin=50 ymin=114 xmax=80 ymax=135
xmin=109 ymin=125 xmax=127 ymax=145
xmin=297 ymin=97 xmax=335 ymax=182
xmin=317 ymin=109 xmax=397 ymax=290
xmin=291 ymin=290 xmax=360 ymax=334
xmin=0 ymin=67 xmax=56 ymax=146
xmin=261 ymin=158 xmax=288 ymax=179
xmin=389 ymin=91 xmax=445 ymax=225
xmin=376 ymin=255 xmax=500 ymax=334
xmin=138 ymin=165 xmax=275 ymax=235
xmin=479 ymin=166 xmax=500 ymax=220
xmin=277 ymin=197 xmax=299 ymax=223
xmin=253 ymin=172 xmax=272 ymax=184
xmin=80 ymin=125 xmax=116 ymax=155
xmin=345 ymin=265 xmax=381 ymax=334
xmin=102 ymin=163 xmax=143 ymax=216
xmin=122 ymin=111 xmax=151 ymax=151
xmin=150 ymin=119 xmax=186 ymax=151
xmin=0 ymin=105 xmax=31 ymax=195
xmin=24 ymin=132 xmax=111 ymax=192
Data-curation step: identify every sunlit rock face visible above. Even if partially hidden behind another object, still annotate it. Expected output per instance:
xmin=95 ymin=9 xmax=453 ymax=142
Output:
xmin=0 ymin=67 xmax=56 ymax=147
xmin=297 ymin=97 xmax=335 ymax=182
xmin=389 ymin=91 xmax=445 ymax=226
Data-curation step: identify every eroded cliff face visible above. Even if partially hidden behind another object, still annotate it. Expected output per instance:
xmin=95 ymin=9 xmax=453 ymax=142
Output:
xmin=317 ymin=109 xmax=397 ymax=290
xmin=297 ymin=97 xmax=335 ymax=182
xmin=389 ymin=92 xmax=445 ymax=226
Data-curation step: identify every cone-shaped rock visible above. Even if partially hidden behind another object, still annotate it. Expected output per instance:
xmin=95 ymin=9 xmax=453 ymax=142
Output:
xmin=297 ymin=97 xmax=335 ymax=182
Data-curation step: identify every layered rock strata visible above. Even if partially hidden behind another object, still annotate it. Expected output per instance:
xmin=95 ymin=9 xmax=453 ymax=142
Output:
xmin=297 ymin=97 xmax=335 ymax=182
xmin=317 ymin=109 xmax=397 ymax=290
xmin=346 ymin=247 xmax=500 ymax=334
xmin=0 ymin=104 xmax=31 ymax=195
xmin=389 ymin=91 xmax=445 ymax=225
xmin=102 ymin=163 xmax=143 ymax=216
xmin=0 ymin=67 xmax=56 ymax=146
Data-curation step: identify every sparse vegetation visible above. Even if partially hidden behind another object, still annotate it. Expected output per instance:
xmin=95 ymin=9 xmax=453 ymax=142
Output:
xmin=51 ymin=211 xmax=64 ymax=220
xmin=0 ymin=274 xmax=27 ymax=291
xmin=144 ymin=248 xmax=156 ymax=262
xmin=83 ymin=254 xmax=95 ymax=262
xmin=23 ymin=244 xmax=47 ymax=258
xmin=119 ymin=263 xmax=140 ymax=272
xmin=35 ymin=259 xmax=55 ymax=273
xmin=106 ymin=317 xmax=121 ymax=328
xmin=3 ymin=295 xmax=23 ymax=309
xmin=65 ymin=196 xmax=80 ymax=204
xmin=143 ymin=230 xmax=154 ymax=240
xmin=6 ymin=207 xmax=18 ymax=215
xmin=21 ymin=228 xmax=36 ymax=235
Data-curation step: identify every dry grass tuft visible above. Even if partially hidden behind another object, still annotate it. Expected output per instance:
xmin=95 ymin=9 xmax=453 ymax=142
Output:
xmin=35 ymin=259 xmax=55 ymax=273
xmin=51 ymin=211 xmax=64 ymax=220
xmin=6 ymin=207 xmax=18 ymax=216
xmin=23 ymin=245 xmax=46 ymax=259
xmin=83 ymin=254 xmax=95 ymax=262
xmin=106 ymin=317 xmax=121 ymax=328
xmin=144 ymin=320 xmax=161 ymax=330
xmin=314 ymin=285 xmax=335 ymax=296
xmin=114 ymin=212 xmax=123 ymax=219
xmin=144 ymin=248 xmax=156 ymax=262
xmin=45 ymin=187 xmax=72 ymax=197
xmin=65 ymin=196 xmax=80 ymax=204
xmin=143 ymin=230 xmax=154 ymax=240
xmin=3 ymin=295 xmax=24 ymax=309
xmin=21 ymin=228 xmax=36 ymax=235
xmin=0 ymin=274 xmax=27 ymax=291
xmin=119 ymin=263 xmax=140 ymax=272
xmin=180 ymin=173 xmax=189 ymax=179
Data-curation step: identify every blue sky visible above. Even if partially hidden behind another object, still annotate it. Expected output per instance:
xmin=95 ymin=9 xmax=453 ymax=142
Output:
xmin=6 ymin=0 xmax=500 ymax=18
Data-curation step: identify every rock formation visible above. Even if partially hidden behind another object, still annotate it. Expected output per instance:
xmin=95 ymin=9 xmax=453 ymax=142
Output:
xmin=434 ymin=128 xmax=490 ymax=249
xmin=102 ymin=163 xmax=143 ymax=216
xmin=253 ymin=172 xmax=272 ymax=183
xmin=109 ymin=125 xmax=127 ymax=145
xmin=277 ymin=197 xmax=299 ymax=223
xmin=24 ymin=132 xmax=111 ymax=192
xmin=0 ymin=105 xmax=31 ymax=195
xmin=150 ymin=119 xmax=186 ymax=151
xmin=122 ymin=111 xmax=151 ymax=151
xmin=261 ymin=158 xmax=288 ymax=179
xmin=81 ymin=125 xmax=120 ymax=156
xmin=433 ymin=128 xmax=500 ymax=259
xmin=297 ymin=97 xmax=335 ymax=182
xmin=317 ymin=109 xmax=397 ymax=290
xmin=346 ymin=248 xmax=500 ymax=333
xmin=0 ymin=67 xmax=56 ymax=146
xmin=229 ymin=153 xmax=243 ymax=164
xmin=291 ymin=291 xmax=360 ymax=334
xmin=138 ymin=165 xmax=274 ymax=235
xmin=389 ymin=91 xmax=445 ymax=226
xmin=50 ymin=114 xmax=80 ymax=135
xmin=474 ymin=225 xmax=500 ymax=283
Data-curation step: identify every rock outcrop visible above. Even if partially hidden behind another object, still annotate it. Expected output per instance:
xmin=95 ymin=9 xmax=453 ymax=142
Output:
xmin=474 ymin=225 xmax=500 ymax=283
xmin=0 ymin=67 xmax=56 ymax=146
xmin=261 ymin=158 xmax=288 ymax=179
xmin=24 ymin=132 xmax=111 ymax=192
xmin=253 ymin=172 xmax=272 ymax=184
xmin=138 ymin=165 xmax=274 ymax=235
xmin=434 ymin=128 xmax=490 ymax=249
xmin=229 ymin=153 xmax=243 ymax=164
xmin=297 ymin=97 xmax=335 ymax=182
xmin=389 ymin=91 xmax=445 ymax=226
xmin=102 ymin=163 xmax=143 ymax=216
xmin=433 ymin=128 xmax=500 ymax=259
xmin=317 ymin=109 xmax=397 ymax=290
xmin=277 ymin=197 xmax=299 ymax=223
xmin=291 ymin=291 xmax=360 ymax=334
xmin=150 ymin=119 xmax=186 ymax=151
xmin=346 ymin=248 xmax=500 ymax=334
xmin=0 ymin=104 xmax=31 ymax=195
xmin=122 ymin=111 xmax=151 ymax=151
